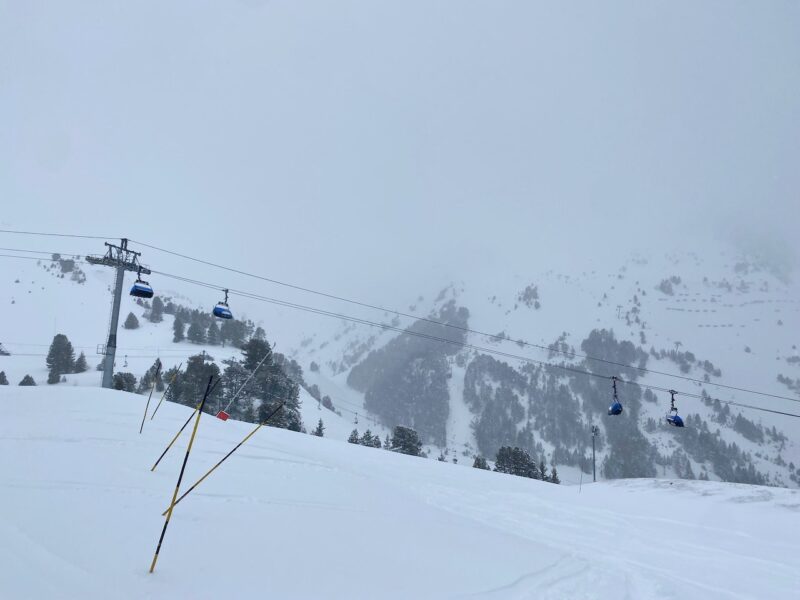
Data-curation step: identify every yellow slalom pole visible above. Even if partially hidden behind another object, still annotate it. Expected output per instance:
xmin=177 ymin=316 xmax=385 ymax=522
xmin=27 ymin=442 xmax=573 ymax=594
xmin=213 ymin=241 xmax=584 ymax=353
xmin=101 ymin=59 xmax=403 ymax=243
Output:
xmin=161 ymin=402 xmax=285 ymax=516
xmin=150 ymin=408 xmax=198 ymax=472
xmin=149 ymin=363 xmax=182 ymax=421
xmin=150 ymin=378 xmax=220 ymax=472
xmin=149 ymin=376 xmax=213 ymax=574
xmin=139 ymin=360 xmax=162 ymax=434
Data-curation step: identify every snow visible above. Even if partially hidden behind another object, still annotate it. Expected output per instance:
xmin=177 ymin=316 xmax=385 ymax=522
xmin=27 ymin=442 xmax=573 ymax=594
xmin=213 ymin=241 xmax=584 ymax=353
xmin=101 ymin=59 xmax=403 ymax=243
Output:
xmin=1 ymin=386 xmax=798 ymax=599
xmin=1 ymin=244 xmax=799 ymax=486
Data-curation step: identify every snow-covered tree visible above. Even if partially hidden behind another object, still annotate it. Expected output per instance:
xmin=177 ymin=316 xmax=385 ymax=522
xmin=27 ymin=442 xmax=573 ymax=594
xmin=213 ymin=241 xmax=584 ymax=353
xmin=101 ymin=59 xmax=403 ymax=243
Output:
xmin=19 ymin=374 xmax=36 ymax=386
xmin=123 ymin=312 xmax=139 ymax=330
xmin=172 ymin=316 xmax=185 ymax=342
xmin=74 ymin=352 xmax=88 ymax=373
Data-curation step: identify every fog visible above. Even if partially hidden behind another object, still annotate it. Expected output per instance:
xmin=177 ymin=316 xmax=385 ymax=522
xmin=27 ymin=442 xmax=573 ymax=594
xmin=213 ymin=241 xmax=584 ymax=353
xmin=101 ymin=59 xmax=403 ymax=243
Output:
xmin=2 ymin=1 xmax=798 ymax=305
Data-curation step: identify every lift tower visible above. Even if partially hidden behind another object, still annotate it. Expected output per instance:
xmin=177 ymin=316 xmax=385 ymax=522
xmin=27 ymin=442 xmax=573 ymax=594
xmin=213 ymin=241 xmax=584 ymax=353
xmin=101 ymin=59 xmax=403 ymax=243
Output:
xmin=86 ymin=239 xmax=150 ymax=389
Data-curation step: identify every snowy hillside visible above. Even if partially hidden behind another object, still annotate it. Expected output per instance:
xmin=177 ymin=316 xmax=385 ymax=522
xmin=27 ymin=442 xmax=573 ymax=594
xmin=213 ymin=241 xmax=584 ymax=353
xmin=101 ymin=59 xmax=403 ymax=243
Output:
xmin=1 ymin=386 xmax=798 ymax=599
xmin=2 ymin=240 xmax=799 ymax=489
xmin=288 ymin=245 xmax=800 ymax=487
xmin=0 ymin=254 xmax=374 ymax=443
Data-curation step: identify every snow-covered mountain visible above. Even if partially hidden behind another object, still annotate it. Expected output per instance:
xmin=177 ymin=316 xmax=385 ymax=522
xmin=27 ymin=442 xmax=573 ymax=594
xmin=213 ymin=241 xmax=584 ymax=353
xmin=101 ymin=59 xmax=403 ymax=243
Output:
xmin=1 ymin=237 xmax=799 ymax=488
xmin=1 ymin=385 xmax=798 ymax=599
xmin=287 ymin=242 xmax=800 ymax=487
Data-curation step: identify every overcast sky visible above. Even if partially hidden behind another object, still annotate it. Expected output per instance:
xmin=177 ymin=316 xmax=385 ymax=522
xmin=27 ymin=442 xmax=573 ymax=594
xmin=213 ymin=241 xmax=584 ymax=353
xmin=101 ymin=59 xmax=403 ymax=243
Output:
xmin=2 ymin=1 xmax=798 ymax=305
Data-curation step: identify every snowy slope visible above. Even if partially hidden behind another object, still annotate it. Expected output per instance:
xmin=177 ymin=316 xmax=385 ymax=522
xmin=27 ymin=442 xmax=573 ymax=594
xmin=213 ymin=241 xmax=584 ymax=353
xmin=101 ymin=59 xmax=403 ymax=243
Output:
xmin=1 ymin=386 xmax=798 ymax=599
xmin=290 ymin=246 xmax=800 ymax=486
xmin=0 ymin=255 xmax=372 ymax=443
xmin=1 ymin=242 xmax=799 ymax=486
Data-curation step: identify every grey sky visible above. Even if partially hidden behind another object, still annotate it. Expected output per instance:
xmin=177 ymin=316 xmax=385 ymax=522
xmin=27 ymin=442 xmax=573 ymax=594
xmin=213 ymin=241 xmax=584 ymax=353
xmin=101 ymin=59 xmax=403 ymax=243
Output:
xmin=2 ymin=1 xmax=798 ymax=304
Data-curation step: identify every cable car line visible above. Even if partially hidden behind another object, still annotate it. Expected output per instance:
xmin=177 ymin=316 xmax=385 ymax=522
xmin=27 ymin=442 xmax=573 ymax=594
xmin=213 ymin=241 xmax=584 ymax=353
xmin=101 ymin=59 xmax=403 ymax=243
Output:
xmin=3 ymin=243 xmax=799 ymax=404
xmin=1 ymin=248 xmax=799 ymax=418
xmin=148 ymin=269 xmax=800 ymax=420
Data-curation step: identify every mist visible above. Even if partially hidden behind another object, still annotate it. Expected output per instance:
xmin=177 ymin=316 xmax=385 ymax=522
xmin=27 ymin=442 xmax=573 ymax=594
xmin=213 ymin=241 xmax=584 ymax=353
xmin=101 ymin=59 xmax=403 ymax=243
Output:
xmin=2 ymin=1 xmax=798 ymax=305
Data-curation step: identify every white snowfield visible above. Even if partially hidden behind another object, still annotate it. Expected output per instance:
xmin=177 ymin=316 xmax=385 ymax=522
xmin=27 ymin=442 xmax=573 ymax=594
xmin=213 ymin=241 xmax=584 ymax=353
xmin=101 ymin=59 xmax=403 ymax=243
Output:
xmin=1 ymin=387 xmax=798 ymax=600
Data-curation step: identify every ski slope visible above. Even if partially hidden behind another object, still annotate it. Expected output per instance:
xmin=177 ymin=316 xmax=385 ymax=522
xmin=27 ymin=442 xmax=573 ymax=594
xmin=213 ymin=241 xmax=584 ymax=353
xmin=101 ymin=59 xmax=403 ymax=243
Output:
xmin=1 ymin=386 xmax=798 ymax=599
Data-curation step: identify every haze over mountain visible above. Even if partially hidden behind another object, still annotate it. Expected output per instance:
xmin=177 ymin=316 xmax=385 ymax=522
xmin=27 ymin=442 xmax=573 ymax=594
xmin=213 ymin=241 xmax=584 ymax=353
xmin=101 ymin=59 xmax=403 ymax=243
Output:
xmin=2 ymin=1 xmax=798 ymax=304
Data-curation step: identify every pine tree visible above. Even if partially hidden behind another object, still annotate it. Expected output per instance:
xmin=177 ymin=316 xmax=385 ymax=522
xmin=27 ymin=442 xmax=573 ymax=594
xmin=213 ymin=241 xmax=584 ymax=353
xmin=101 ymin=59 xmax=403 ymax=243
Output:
xmin=549 ymin=466 xmax=560 ymax=484
xmin=112 ymin=372 xmax=137 ymax=392
xmin=242 ymin=336 xmax=271 ymax=372
xmin=472 ymin=456 xmax=490 ymax=470
xmin=359 ymin=429 xmax=381 ymax=448
xmin=149 ymin=296 xmax=164 ymax=323
xmin=123 ymin=312 xmax=139 ymax=330
xmin=74 ymin=352 xmax=88 ymax=373
xmin=187 ymin=321 xmax=206 ymax=344
xmin=312 ymin=419 xmax=325 ymax=437
xmin=46 ymin=334 xmax=75 ymax=383
xmin=173 ymin=354 xmax=222 ymax=410
xmin=19 ymin=374 xmax=36 ymax=386
xmin=348 ymin=429 xmax=360 ymax=444
xmin=172 ymin=316 xmax=185 ymax=342
xmin=46 ymin=334 xmax=75 ymax=373
xmin=206 ymin=321 xmax=220 ymax=345
xmin=494 ymin=447 xmax=538 ymax=479
xmin=383 ymin=434 xmax=391 ymax=449
xmin=0 ymin=371 xmax=8 ymax=385
xmin=390 ymin=426 xmax=423 ymax=456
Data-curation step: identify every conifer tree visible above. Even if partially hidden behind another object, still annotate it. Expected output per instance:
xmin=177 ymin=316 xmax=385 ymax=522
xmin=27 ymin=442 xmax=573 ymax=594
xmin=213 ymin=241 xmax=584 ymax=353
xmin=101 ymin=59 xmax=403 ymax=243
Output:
xmin=123 ymin=312 xmax=139 ymax=330
xmin=383 ymin=434 xmax=391 ymax=449
xmin=172 ymin=316 xmax=185 ymax=342
xmin=472 ymin=456 xmax=490 ymax=470
xmin=359 ymin=429 xmax=381 ymax=447
xmin=74 ymin=352 xmax=88 ymax=373
xmin=19 ymin=374 xmax=36 ymax=386
xmin=112 ymin=372 xmax=137 ymax=392
xmin=312 ymin=419 xmax=325 ymax=437
xmin=242 ymin=336 xmax=271 ymax=372
xmin=348 ymin=429 xmax=360 ymax=444
xmin=46 ymin=334 xmax=75 ymax=383
xmin=0 ymin=371 xmax=8 ymax=385
xmin=549 ymin=466 xmax=560 ymax=484
xmin=206 ymin=321 xmax=220 ymax=345
xmin=46 ymin=334 xmax=75 ymax=374
xmin=149 ymin=296 xmax=164 ymax=323
xmin=390 ymin=426 xmax=423 ymax=456
xmin=173 ymin=354 xmax=221 ymax=411
xmin=186 ymin=321 xmax=206 ymax=344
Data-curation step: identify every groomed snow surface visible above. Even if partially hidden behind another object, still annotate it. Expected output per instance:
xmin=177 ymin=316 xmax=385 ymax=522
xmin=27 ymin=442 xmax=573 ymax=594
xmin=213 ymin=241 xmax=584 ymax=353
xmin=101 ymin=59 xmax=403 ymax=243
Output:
xmin=1 ymin=387 xmax=798 ymax=599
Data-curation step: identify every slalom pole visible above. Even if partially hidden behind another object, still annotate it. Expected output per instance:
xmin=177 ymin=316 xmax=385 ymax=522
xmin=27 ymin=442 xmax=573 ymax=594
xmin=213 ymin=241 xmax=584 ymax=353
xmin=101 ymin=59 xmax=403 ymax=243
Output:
xmin=161 ymin=401 xmax=285 ymax=515
xmin=150 ymin=363 xmax=182 ymax=421
xmin=150 ymin=378 xmax=220 ymax=472
xmin=149 ymin=375 xmax=214 ymax=574
xmin=139 ymin=360 xmax=162 ymax=434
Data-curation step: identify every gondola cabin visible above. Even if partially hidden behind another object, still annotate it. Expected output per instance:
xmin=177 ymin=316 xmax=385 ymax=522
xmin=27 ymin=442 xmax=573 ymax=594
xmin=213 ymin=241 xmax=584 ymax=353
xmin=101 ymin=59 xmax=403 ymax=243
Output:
xmin=213 ymin=302 xmax=233 ymax=320
xmin=130 ymin=280 xmax=154 ymax=299
xmin=607 ymin=401 xmax=623 ymax=416
xmin=667 ymin=414 xmax=685 ymax=427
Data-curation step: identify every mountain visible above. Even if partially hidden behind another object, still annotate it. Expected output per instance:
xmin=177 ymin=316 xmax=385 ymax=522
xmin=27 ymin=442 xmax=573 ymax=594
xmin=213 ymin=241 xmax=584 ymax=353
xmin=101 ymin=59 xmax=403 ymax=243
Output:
xmin=1 ymin=385 xmax=798 ymax=599
xmin=1 ymin=238 xmax=798 ymax=488
xmin=289 ymin=243 xmax=800 ymax=487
